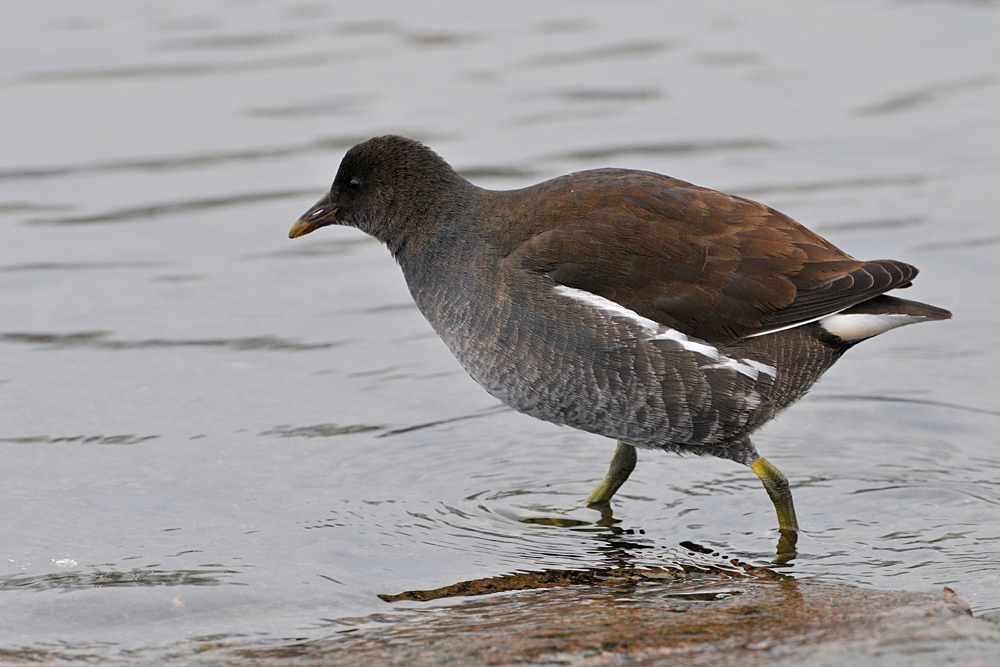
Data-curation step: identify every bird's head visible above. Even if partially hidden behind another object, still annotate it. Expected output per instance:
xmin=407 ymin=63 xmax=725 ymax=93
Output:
xmin=289 ymin=135 xmax=459 ymax=254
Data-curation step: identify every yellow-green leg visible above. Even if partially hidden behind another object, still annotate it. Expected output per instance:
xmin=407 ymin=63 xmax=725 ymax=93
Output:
xmin=585 ymin=441 xmax=637 ymax=505
xmin=750 ymin=455 xmax=799 ymax=562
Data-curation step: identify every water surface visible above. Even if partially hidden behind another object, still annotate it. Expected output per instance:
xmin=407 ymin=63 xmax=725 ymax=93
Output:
xmin=1 ymin=0 xmax=999 ymax=661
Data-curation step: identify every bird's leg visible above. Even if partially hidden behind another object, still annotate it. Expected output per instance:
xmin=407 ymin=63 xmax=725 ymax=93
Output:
xmin=586 ymin=441 xmax=637 ymax=505
xmin=749 ymin=456 xmax=799 ymax=532
xmin=750 ymin=455 xmax=799 ymax=562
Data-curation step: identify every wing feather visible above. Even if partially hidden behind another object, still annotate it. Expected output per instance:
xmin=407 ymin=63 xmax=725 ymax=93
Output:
xmin=501 ymin=169 xmax=917 ymax=343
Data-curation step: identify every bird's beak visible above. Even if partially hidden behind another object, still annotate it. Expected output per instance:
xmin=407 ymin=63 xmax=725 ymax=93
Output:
xmin=289 ymin=194 xmax=338 ymax=239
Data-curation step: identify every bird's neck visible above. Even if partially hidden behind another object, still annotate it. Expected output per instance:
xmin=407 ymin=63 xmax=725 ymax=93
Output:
xmin=382 ymin=175 xmax=483 ymax=263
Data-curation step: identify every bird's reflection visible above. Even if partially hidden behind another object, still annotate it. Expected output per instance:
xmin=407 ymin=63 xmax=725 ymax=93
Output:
xmin=379 ymin=498 xmax=795 ymax=603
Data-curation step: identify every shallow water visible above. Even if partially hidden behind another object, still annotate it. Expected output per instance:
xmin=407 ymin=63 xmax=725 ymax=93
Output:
xmin=1 ymin=0 xmax=999 ymax=661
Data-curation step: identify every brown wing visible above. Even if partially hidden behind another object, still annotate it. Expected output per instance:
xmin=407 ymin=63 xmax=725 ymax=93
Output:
xmin=503 ymin=169 xmax=917 ymax=343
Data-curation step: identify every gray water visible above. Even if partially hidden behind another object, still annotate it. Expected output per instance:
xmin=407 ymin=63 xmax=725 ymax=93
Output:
xmin=2 ymin=0 xmax=999 ymax=662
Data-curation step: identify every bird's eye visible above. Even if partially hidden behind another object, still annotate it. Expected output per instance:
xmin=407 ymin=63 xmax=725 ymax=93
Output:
xmin=347 ymin=177 xmax=362 ymax=192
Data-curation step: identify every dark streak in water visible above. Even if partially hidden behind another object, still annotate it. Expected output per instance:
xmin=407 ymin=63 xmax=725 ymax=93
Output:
xmin=18 ymin=52 xmax=346 ymax=84
xmin=348 ymin=363 xmax=419 ymax=379
xmin=82 ymin=145 xmax=319 ymax=176
xmin=364 ymin=302 xmax=419 ymax=313
xmin=242 ymin=236 xmax=376 ymax=260
xmin=0 ymin=434 xmax=160 ymax=445
xmin=520 ymin=40 xmax=670 ymax=68
xmin=811 ymin=216 xmax=923 ymax=232
xmin=855 ymin=73 xmax=1000 ymax=116
xmin=0 ymin=331 xmax=338 ymax=352
xmin=261 ymin=424 xmax=385 ymax=438
xmin=247 ymin=94 xmax=378 ymax=118
xmin=850 ymin=485 xmax=1000 ymax=508
xmin=556 ymin=88 xmax=661 ymax=103
xmin=151 ymin=274 xmax=206 ymax=282
xmin=0 ymin=134 xmax=414 ymax=181
xmin=810 ymin=394 xmax=1000 ymax=418
xmin=28 ymin=189 xmax=319 ymax=225
xmin=260 ymin=406 xmax=512 ymax=440
xmin=735 ymin=174 xmax=926 ymax=198
xmin=0 ymin=568 xmax=239 ymax=591
xmin=913 ymin=234 xmax=1000 ymax=251
xmin=152 ymin=31 xmax=300 ymax=52
xmin=0 ymin=202 xmax=72 ymax=214
xmin=405 ymin=31 xmax=479 ymax=48
xmin=552 ymin=139 xmax=775 ymax=161
xmin=378 ymin=405 xmax=512 ymax=437
xmin=0 ymin=261 xmax=170 ymax=273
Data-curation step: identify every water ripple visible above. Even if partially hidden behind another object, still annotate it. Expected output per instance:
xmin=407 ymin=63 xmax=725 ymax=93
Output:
xmin=261 ymin=424 xmax=385 ymax=438
xmin=0 ymin=261 xmax=170 ymax=272
xmin=0 ymin=434 xmax=160 ymax=445
xmin=0 ymin=331 xmax=339 ymax=352
xmin=811 ymin=216 xmax=924 ymax=232
xmin=0 ymin=567 xmax=239 ymax=592
xmin=735 ymin=173 xmax=927 ymax=198
xmin=18 ymin=52 xmax=349 ymax=84
xmin=0 ymin=136 xmax=373 ymax=181
xmin=809 ymin=393 xmax=1000 ymax=418
xmin=555 ymin=88 xmax=661 ymax=103
xmin=520 ymin=40 xmax=670 ymax=68
xmin=28 ymin=189 xmax=318 ymax=225
xmin=260 ymin=405 xmax=511 ymax=440
xmin=855 ymin=73 xmax=1000 ymax=116
xmin=152 ymin=31 xmax=301 ymax=53
xmin=551 ymin=138 xmax=774 ymax=161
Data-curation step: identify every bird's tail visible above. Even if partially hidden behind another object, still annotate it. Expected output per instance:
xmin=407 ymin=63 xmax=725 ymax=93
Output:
xmin=819 ymin=295 xmax=951 ymax=343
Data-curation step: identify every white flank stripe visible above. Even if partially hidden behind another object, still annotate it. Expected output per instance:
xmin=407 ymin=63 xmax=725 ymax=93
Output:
xmin=745 ymin=359 xmax=778 ymax=378
xmin=704 ymin=357 xmax=760 ymax=380
xmin=554 ymin=285 xmax=774 ymax=381
xmin=554 ymin=286 xmax=719 ymax=356
xmin=650 ymin=328 xmax=720 ymax=358
xmin=701 ymin=357 xmax=776 ymax=380
xmin=553 ymin=285 xmax=662 ymax=333
xmin=819 ymin=313 xmax=930 ymax=341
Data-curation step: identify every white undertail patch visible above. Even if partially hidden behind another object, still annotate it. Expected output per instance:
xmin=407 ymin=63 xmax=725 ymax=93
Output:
xmin=819 ymin=313 xmax=931 ymax=342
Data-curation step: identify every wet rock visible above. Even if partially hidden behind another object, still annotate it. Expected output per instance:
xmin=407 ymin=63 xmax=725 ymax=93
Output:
xmin=231 ymin=573 xmax=1000 ymax=666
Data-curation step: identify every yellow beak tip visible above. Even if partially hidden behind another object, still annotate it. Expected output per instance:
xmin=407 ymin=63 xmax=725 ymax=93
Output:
xmin=288 ymin=219 xmax=316 ymax=239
